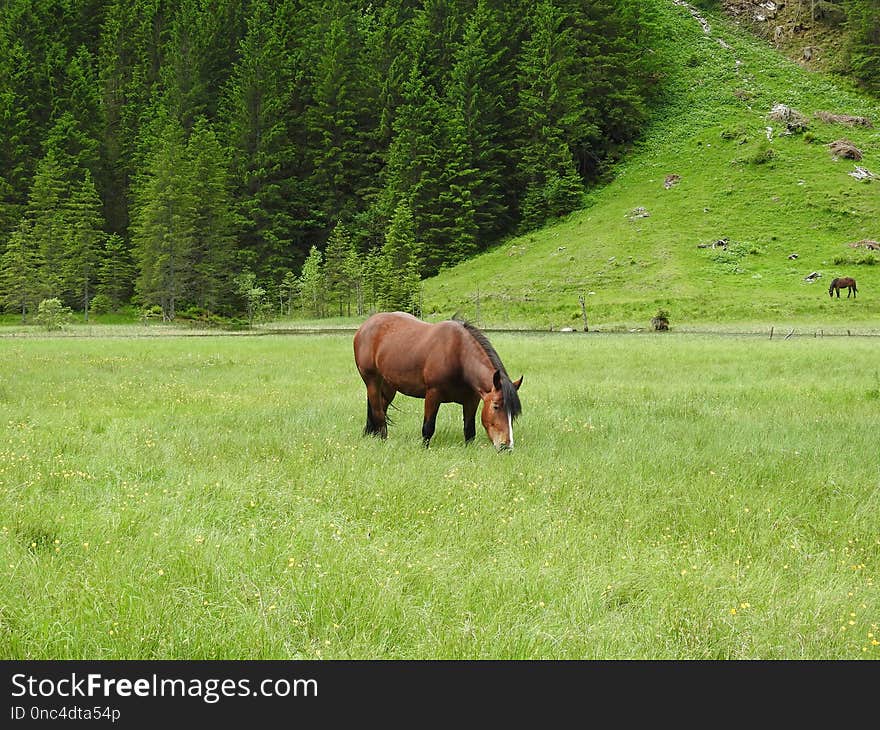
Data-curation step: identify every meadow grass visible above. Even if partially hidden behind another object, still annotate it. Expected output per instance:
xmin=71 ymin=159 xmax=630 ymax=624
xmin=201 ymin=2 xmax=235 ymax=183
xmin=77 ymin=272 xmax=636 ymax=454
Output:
xmin=1 ymin=332 xmax=878 ymax=659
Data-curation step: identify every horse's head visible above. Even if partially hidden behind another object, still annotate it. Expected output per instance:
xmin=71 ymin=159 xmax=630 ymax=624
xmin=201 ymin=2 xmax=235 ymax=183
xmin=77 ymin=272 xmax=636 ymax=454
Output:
xmin=829 ymin=278 xmax=837 ymax=296
xmin=481 ymin=370 xmax=523 ymax=451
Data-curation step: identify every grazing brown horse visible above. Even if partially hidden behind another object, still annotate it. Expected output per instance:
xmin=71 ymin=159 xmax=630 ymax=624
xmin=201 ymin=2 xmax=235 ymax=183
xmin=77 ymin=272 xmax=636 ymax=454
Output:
xmin=829 ymin=276 xmax=858 ymax=298
xmin=353 ymin=312 xmax=522 ymax=450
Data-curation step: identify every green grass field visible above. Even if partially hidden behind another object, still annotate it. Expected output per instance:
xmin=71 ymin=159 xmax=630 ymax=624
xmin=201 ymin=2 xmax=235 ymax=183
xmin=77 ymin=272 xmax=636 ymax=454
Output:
xmin=1 ymin=332 xmax=878 ymax=659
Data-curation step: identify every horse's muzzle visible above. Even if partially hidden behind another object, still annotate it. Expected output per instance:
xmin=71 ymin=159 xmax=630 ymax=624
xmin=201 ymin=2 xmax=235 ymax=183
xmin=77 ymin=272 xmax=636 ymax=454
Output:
xmin=495 ymin=443 xmax=513 ymax=453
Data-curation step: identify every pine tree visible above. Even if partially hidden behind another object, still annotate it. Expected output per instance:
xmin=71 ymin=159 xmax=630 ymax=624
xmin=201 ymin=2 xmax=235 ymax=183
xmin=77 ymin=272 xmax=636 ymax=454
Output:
xmin=97 ymin=233 xmax=135 ymax=309
xmin=323 ymin=223 xmax=355 ymax=317
xmin=279 ymin=270 xmax=299 ymax=316
xmin=0 ymin=218 xmax=43 ymax=322
xmin=61 ymin=46 xmax=103 ymax=181
xmin=131 ymin=115 xmax=196 ymax=321
xmin=187 ymin=118 xmax=237 ymax=313
xmin=446 ymin=1 xmax=513 ymax=245
xmin=343 ymin=241 xmax=364 ymax=316
xmin=362 ymin=248 xmax=384 ymax=314
xmin=298 ymin=245 xmax=324 ymax=318
xmin=381 ymin=202 xmax=421 ymax=314
xmin=516 ymin=0 xmax=585 ymax=231
xmin=26 ymin=150 xmax=69 ymax=299
xmin=845 ymin=0 xmax=880 ymax=90
xmin=563 ymin=0 xmax=656 ymax=174
xmin=44 ymin=112 xmax=100 ymax=192
xmin=381 ymin=71 xmax=471 ymax=276
xmin=64 ymin=170 xmax=105 ymax=320
xmin=223 ymin=0 xmax=318 ymax=280
xmin=97 ymin=0 xmax=171 ymax=236
xmin=304 ymin=1 xmax=364 ymax=226
xmin=0 ymin=31 xmax=36 ymax=234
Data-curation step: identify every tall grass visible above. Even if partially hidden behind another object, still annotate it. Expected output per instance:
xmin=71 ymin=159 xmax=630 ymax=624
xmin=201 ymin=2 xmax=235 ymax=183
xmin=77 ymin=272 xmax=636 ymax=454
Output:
xmin=0 ymin=333 xmax=877 ymax=658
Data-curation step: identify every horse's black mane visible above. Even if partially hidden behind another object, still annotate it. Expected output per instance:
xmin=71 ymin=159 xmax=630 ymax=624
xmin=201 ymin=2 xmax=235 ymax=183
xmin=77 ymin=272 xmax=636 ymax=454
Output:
xmin=452 ymin=315 xmax=522 ymax=420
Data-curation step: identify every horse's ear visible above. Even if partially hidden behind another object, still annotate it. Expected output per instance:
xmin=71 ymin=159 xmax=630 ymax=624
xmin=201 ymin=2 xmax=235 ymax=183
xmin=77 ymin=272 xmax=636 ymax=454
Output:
xmin=492 ymin=369 xmax=502 ymax=390
xmin=513 ymin=375 xmax=523 ymax=390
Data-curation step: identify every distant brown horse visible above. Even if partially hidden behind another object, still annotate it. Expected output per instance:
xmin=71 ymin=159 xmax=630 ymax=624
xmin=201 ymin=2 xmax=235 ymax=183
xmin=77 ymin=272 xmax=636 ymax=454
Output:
xmin=353 ymin=312 xmax=522 ymax=450
xmin=829 ymin=276 xmax=858 ymax=298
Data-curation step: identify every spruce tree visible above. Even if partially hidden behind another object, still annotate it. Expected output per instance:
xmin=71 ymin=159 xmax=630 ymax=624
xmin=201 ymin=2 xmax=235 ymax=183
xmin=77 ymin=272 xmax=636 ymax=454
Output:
xmin=342 ymin=240 xmax=364 ymax=316
xmin=381 ymin=202 xmax=421 ymax=314
xmin=187 ymin=118 xmax=237 ymax=313
xmin=26 ymin=150 xmax=69 ymax=299
xmin=0 ymin=32 xmax=36 ymax=232
xmin=382 ymin=71 xmax=472 ymax=276
xmin=516 ymin=0 xmax=585 ymax=231
xmin=362 ymin=248 xmax=384 ymax=314
xmin=97 ymin=233 xmax=134 ymax=310
xmin=304 ymin=1 xmax=364 ymax=226
xmin=0 ymin=218 xmax=43 ymax=322
xmin=845 ymin=0 xmax=880 ymax=90
xmin=224 ymin=0 xmax=317 ymax=280
xmin=61 ymin=46 xmax=103 ymax=181
xmin=447 ymin=1 xmax=513 ymax=245
xmin=323 ymin=223 xmax=355 ymax=317
xmin=97 ymin=0 xmax=170 ymax=236
xmin=64 ymin=170 xmax=105 ymax=320
xmin=298 ymin=245 xmax=324 ymax=318
xmin=131 ymin=116 xmax=196 ymax=321
xmin=279 ymin=270 xmax=299 ymax=316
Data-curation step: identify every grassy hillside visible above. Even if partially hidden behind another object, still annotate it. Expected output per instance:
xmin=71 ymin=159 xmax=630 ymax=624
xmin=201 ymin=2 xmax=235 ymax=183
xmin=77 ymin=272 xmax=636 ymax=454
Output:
xmin=422 ymin=1 xmax=880 ymax=331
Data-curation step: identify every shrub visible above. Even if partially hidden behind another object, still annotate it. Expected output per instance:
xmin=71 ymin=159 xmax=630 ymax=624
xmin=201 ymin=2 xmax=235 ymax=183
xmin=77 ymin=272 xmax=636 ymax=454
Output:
xmin=35 ymin=298 xmax=72 ymax=331
xmin=651 ymin=309 xmax=670 ymax=331
xmin=89 ymin=293 xmax=113 ymax=316
xmin=731 ymin=139 xmax=775 ymax=166
xmin=720 ymin=125 xmax=748 ymax=144
xmin=748 ymin=140 xmax=775 ymax=165
xmin=139 ymin=305 xmax=164 ymax=323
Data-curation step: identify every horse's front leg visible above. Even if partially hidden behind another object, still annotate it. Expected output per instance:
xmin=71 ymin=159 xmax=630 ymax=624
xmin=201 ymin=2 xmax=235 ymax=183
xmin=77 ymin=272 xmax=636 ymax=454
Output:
xmin=422 ymin=390 xmax=442 ymax=447
xmin=462 ymin=396 xmax=479 ymax=444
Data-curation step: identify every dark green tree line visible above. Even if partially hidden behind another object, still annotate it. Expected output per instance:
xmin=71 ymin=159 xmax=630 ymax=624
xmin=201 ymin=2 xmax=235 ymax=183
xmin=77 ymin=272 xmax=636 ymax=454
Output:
xmin=0 ymin=0 xmax=737 ymax=321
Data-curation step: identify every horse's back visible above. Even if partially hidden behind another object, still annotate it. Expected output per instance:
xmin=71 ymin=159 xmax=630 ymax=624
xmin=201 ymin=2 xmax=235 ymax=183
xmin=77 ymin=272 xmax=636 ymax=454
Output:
xmin=354 ymin=312 xmax=469 ymax=389
xmin=354 ymin=312 xmax=434 ymax=371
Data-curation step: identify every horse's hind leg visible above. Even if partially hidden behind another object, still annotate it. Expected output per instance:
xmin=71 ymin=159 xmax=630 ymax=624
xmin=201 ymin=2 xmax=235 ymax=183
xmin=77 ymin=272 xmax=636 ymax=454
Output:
xmin=364 ymin=380 xmax=388 ymax=438
xmin=421 ymin=389 xmax=441 ymax=447
xmin=365 ymin=398 xmax=380 ymax=436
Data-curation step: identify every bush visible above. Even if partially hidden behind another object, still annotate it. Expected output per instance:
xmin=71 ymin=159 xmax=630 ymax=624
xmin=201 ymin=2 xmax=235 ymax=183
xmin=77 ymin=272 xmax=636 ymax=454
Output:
xmin=139 ymin=305 xmax=164 ymax=323
xmin=748 ymin=140 xmax=775 ymax=165
xmin=731 ymin=139 xmax=775 ymax=166
xmin=177 ymin=306 xmax=227 ymax=327
xmin=651 ymin=309 xmax=670 ymax=331
xmin=35 ymin=298 xmax=72 ymax=331
xmin=720 ymin=125 xmax=748 ymax=144
xmin=89 ymin=293 xmax=113 ymax=316
xmin=177 ymin=305 xmax=210 ymax=321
